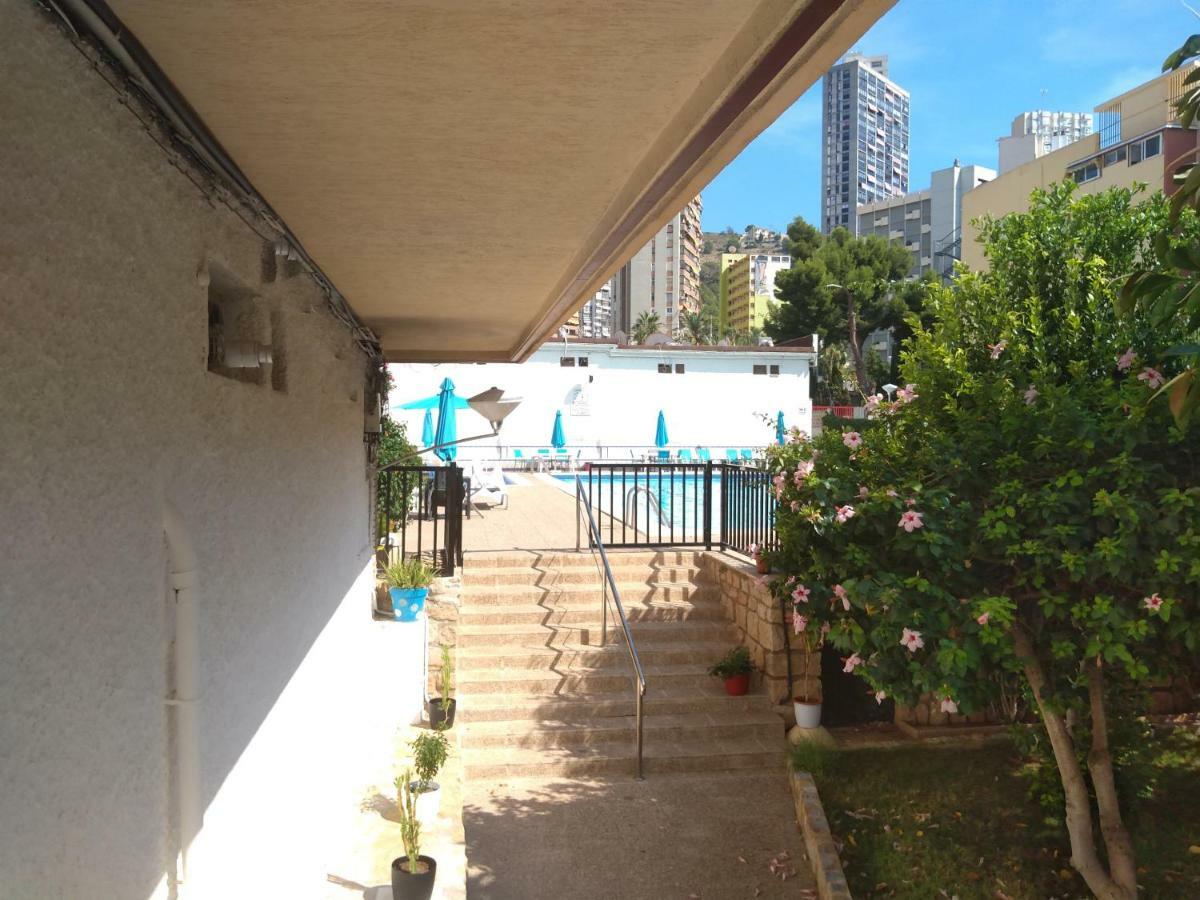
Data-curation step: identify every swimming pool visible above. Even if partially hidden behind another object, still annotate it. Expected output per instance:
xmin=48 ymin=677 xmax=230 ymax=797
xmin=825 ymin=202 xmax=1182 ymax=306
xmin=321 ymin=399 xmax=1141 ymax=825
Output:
xmin=553 ymin=471 xmax=716 ymax=542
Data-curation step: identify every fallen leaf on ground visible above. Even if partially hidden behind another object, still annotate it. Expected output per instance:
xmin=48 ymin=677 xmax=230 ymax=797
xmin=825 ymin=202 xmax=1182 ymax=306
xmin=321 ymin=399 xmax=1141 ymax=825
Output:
xmin=737 ymin=855 xmax=747 ymax=864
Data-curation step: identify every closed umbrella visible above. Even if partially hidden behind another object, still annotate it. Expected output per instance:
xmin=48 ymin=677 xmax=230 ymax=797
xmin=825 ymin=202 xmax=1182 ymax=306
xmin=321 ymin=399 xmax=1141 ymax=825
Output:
xmin=432 ymin=377 xmax=460 ymax=461
xmin=551 ymin=410 xmax=566 ymax=448
xmin=775 ymin=410 xmax=786 ymax=445
xmin=655 ymin=410 xmax=669 ymax=449
xmin=421 ymin=409 xmax=435 ymax=448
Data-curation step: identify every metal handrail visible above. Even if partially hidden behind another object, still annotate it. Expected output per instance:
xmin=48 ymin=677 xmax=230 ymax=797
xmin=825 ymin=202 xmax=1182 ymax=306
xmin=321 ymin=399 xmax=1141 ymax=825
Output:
xmin=624 ymin=485 xmax=669 ymax=530
xmin=575 ymin=476 xmax=648 ymax=779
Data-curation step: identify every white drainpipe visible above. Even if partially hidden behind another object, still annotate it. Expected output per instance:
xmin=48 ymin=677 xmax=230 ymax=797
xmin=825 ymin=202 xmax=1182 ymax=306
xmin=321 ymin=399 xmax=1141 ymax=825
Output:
xmin=164 ymin=504 xmax=202 ymax=890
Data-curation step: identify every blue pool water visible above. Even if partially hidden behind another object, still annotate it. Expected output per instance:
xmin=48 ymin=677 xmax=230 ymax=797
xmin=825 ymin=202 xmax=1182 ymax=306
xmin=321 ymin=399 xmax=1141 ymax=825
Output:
xmin=552 ymin=472 xmax=720 ymax=536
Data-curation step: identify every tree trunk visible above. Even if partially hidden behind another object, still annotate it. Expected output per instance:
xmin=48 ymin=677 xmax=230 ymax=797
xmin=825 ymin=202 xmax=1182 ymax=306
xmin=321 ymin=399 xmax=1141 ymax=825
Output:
xmin=845 ymin=290 xmax=871 ymax=400
xmin=1011 ymin=629 xmax=1134 ymax=900
xmin=1086 ymin=660 xmax=1139 ymax=896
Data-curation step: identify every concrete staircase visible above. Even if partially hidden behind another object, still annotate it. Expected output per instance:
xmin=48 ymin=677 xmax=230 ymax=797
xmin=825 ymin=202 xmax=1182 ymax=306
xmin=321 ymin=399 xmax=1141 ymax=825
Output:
xmin=457 ymin=549 xmax=785 ymax=780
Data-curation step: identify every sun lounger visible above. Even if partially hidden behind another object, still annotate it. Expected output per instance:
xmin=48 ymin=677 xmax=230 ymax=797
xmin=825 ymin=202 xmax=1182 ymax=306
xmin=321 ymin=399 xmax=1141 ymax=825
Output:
xmin=725 ymin=449 xmax=739 ymax=462
xmin=697 ymin=448 xmax=711 ymax=462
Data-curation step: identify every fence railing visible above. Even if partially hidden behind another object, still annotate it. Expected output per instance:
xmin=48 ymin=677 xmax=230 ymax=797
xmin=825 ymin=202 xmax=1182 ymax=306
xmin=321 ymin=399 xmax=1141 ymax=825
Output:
xmin=376 ymin=463 xmax=464 ymax=576
xmin=576 ymin=462 xmax=776 ymax=558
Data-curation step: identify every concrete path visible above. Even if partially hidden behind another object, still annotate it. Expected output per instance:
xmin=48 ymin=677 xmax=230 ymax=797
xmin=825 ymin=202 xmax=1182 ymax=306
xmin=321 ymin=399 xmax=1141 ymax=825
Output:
xmin=464 ymin=771 xmax=813 ymax=899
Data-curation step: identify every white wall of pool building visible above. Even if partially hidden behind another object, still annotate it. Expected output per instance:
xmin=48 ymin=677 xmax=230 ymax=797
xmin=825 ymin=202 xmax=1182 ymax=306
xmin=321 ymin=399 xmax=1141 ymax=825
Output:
xmin=388 ymin=337 xmax=818 ymax=464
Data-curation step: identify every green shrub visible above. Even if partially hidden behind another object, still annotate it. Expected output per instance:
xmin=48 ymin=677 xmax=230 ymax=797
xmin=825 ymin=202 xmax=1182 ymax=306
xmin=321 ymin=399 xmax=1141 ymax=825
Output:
xmin=386 ymin=557 xmax=435 ymax=589
xmin=410 ymin=730 xmax=449 ymax=788
xmin=707 ymin=646 xmax=754 ymax=679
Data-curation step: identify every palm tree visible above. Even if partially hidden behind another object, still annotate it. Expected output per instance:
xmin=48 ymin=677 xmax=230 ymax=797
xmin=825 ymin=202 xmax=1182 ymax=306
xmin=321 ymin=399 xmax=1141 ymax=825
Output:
xmin=631 ymin=311 xmax=662 ymax=344
xmin=678 ymin=311 xmax=710 ymax=345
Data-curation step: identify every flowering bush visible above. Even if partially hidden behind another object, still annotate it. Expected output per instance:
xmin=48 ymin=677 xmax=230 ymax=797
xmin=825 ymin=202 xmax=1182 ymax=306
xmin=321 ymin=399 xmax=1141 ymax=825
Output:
xmin=766 ymin=184 xmax=1200 ymax=898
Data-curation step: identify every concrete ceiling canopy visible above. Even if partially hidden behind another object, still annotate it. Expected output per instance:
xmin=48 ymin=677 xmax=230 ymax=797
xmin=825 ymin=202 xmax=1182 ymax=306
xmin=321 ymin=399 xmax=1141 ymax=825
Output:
xmin=105 ymin=0 xmax=894 ymax=362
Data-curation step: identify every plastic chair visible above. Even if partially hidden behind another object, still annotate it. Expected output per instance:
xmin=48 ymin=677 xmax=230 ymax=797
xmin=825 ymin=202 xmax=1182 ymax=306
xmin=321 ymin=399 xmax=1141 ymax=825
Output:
xmin=512 ymin=449 xmax=526 ymax=470
xmin=554 ymin=448 xmax=570 ymax=470
xmin=725 ymin=449 xmax=739 ymax=462
xmin=678 ymin=449 xmax=693 ymax=462
xmin=740 ymin=449 xmax=753 ymax=460
xmin=697 ymin=448 xmax=712 ymax=462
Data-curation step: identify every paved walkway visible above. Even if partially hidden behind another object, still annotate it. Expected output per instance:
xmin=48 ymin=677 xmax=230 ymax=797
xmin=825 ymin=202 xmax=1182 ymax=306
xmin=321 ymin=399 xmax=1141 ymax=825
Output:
xmin=463 ymin=772 xmax=813 ymax=899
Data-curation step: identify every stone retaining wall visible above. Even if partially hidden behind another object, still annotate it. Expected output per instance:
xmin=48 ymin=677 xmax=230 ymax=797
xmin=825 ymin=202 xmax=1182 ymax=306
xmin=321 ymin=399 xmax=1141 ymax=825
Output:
xmin=698 ymin=552 xmax=819 ymax=705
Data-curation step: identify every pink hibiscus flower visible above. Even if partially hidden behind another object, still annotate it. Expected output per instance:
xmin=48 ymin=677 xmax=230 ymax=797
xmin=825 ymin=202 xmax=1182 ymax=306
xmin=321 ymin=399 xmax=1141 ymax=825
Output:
xmin=898 ymin=510 xmax=924 ymax=532
xmin=900 ymin=627 xmax=924 ymax=652
xmin=865 ymin=393 xmax=883 ymax=413
xmin=1024 ymin=385 xmax=1039 ymax=405
xmin=874 ymin=690 xmax=887 ymax=704
xmin=940 ymin=696 xmax=958 ymax=714
xmin=791 ymin=585 xmax=811 ymax=604
xmin=1117 ymin=348 xmax=1137 ymax=372
xmin=793 ymin=613 xmax=808 ymax=634
xmin=896 ymin=383 xmax=918 ymax=402
xmin=786 ymin=575 xmax=797 ymax=586
xmin=833 ymin=584 xmax=850 ymax=611
xmin=835 ymin=505 xmax=856 ymax=523
xmin=988 ymin=340 xmax=1008 ymax=359
xmin=842 ymin=431 xmax=863 ymax=450
xmin=1138 ymin=367 xmax=1166 ymax=390
xmin=1143 ymin=593 xmax=1164 ymax=612
xmin=843 ymin=653 xmax=863 ymax=674
xmin=976 ymin=612 xmax=990 ymax=626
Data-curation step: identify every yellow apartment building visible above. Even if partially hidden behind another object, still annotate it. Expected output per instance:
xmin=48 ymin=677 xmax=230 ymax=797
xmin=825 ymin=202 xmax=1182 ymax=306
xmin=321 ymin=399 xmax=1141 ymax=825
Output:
xmin=719 ymin=251 xmax=791 ymax=333
xmin=961 ymin=66 xmax=1200 ymax=270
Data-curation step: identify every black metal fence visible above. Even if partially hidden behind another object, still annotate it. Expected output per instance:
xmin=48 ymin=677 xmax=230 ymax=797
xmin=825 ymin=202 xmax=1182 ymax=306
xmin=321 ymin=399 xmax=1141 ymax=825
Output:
xmin=578 ymin=462 xmax=776 ymax=557
xmin=376 ymin=464 xmax=464 ymax=576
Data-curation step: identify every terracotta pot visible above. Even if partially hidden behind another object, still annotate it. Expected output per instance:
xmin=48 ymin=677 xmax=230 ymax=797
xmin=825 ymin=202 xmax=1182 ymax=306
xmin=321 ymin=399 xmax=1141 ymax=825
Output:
xmin=794 ymin=699 xmax=822 ymax=729
xmin=755 ymin=557 xmax=769 ymax=574
xmin=724 ymin=673 xmax=751 ymax=696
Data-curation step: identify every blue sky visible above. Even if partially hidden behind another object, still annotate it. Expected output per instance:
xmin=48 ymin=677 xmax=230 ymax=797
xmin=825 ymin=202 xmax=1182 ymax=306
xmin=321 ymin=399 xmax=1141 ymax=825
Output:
xmin=701 ymin=0 xmax=1199 ymax=233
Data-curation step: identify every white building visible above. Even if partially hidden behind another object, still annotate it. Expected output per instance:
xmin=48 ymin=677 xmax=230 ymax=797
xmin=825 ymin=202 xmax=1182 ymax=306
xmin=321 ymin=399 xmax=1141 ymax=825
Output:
xmin=578 ymin=278 xmax=615 ymax=338
xmin=856 ymin=160 xmax=995 ymax=279
xmin=390 ymin=338 xmax=818 ymax=463
xmin=998 ymin=110 xmax=1094 ymax=174
xmin=821 ymin=53 xmax=910 ymax=234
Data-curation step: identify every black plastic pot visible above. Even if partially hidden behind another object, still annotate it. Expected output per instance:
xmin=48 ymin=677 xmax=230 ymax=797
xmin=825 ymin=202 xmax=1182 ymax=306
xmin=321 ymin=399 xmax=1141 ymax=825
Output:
xmin=428 ymin=697 xmax=456 ymax=730
xmin=391 ymin=855 xmax=436 ymax=900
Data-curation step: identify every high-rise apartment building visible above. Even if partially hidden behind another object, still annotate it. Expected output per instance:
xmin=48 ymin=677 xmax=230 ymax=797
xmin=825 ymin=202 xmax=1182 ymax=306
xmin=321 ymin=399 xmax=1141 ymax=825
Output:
xmin=998 ymin=110 xmax=1094 ymax=174
xmin=718 ymin=252 xmax=791 ymax=333
xmin=577 ymin=279 xmax=615 ymax=338
xmin=856 ymin=160 xmax=995 ymax=279
xmin=612 ymin=195 xmax=703 ymax=338
xmin=821 ymin=53 xmax=910 ymax=234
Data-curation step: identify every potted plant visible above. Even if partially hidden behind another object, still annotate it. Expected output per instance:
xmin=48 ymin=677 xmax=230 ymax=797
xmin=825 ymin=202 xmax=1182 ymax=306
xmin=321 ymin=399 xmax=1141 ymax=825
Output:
xmin=793 ymin=631 xmax=822 ymax=729
xmin=387 ymin=557 xmax=435 ymax=621
xmin=400 ymin=729 xmax=449 ymax=824
xmin=749 ymin=542 xmax=769 ymax=574
xmin=708 ymin=646 xmax=754 ymax=696
xmin=428 ymin=644 xmax=456 ymax=730
xmin=391 ymin=769 xmax=436 ymax=900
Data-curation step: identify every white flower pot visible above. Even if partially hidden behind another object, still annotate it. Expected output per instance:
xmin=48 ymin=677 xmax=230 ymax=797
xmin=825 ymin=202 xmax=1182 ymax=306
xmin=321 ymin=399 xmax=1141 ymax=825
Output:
xmin=409 ymin=780 xmax=441 ymax=825
xmin=793 ymin=700 xmax=822 ymax=729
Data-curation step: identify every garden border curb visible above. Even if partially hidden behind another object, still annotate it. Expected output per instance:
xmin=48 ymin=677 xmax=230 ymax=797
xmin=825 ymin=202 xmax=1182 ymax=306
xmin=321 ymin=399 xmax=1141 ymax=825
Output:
xmin=790 ymin=769 xmax=852 ymax=899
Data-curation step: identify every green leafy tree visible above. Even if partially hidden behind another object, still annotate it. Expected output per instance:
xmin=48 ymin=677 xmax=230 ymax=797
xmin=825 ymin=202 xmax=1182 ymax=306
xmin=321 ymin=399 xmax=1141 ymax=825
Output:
xmin=766 ymin=185 xmax=1200 ymax=899
xmin=631 ymin=311 xmax=662 ymax=344
xmin=767 ymin=222 xmax=928 ymax=396
xmin=1121 ymin=34 xmax=1200 ymax=425
xmin=678 ymin=310 xmax=711 ymax=345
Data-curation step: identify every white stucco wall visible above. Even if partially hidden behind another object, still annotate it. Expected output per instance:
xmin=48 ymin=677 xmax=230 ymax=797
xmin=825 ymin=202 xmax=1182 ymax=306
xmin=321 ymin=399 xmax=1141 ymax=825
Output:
xmin=389 ymin=342 xmax=814 ymax=464
xmin=1 ymin=7 xmax=421 ymax=898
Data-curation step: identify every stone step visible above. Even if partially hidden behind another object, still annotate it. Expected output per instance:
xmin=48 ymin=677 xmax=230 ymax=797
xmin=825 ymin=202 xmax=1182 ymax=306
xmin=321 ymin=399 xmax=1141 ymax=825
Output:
xmin=461 ymin=563 xmax=702 ymax=587
xmin=458 ymin=688 xmax=773 ymax=722
xmin=456 ymin=619 xmax=737 ymax=649
xmin=463 ymin=549 xmax=701 ymax=570
xmin=461 ymin=710 xmax=782 ymax=750
xmin=461 ymin=581 xmax=714 ymax=606
xmin=461 ymin=735 xmax=784 ymax=780
xmin=455 ymin=661 xmax=717 ymax=695
xmin=457 ymin=640 xmax=734 ymax=672
xmin=458 ymin=599 xmax=726 ymax=627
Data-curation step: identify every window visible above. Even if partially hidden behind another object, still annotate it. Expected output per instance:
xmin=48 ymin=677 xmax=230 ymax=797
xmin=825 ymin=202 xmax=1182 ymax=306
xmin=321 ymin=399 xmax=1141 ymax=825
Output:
xmin=769 ymin=364 xmax=780 ymax=377
xmin=1097 ymin=104 xmax=1122 ymax=149
xmin=577 ymin=357 xmax=589 ymax=367
xmin=753 ymin=364 xmax=768 ymax=375
xmin=675 ymin=364 xmax=685 ymax=374
xmin=559 ymin=357 xmax=576 ymax=367
xmin=1103 ymin=146 xmax=1127 ymax=166
xmin=1071 ymin=161 xmax=1100 ymax=184
xmin=657 ymin=364 xmax=671 ymax=374
xmin=1142 ymin=134 xmax=1161 ymax=160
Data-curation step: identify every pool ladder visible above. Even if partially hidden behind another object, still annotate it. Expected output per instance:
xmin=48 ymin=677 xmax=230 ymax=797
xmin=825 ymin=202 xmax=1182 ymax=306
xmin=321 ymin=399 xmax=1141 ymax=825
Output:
xmin=624 ymin=485 xmax=669 ymax=533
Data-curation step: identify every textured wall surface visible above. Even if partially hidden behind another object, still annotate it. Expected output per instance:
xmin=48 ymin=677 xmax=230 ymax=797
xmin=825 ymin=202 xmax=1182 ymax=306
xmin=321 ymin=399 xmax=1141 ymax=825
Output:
xmin=0 ymin=6 xmax=421 ymax=897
